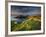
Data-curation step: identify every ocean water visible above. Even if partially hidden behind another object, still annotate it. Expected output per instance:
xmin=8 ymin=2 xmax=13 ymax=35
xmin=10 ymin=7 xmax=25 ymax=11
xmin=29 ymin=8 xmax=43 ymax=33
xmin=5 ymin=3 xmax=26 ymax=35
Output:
xmin=11 ymin=16 xmax=25 ymax=23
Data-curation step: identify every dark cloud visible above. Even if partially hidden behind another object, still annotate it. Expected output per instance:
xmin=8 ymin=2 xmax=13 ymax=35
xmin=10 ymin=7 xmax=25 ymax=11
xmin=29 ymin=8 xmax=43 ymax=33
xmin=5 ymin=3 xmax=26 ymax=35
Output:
xmin=11 ymin=6 xmax=41 ymax=13
xmin=11 ymin=6 xmax=41 ymax=16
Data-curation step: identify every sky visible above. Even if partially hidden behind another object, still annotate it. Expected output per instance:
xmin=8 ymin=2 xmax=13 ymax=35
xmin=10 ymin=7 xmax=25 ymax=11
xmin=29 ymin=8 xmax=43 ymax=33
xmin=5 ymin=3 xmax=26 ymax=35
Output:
xmin=11 ymin=6 xmax=41 ymax=16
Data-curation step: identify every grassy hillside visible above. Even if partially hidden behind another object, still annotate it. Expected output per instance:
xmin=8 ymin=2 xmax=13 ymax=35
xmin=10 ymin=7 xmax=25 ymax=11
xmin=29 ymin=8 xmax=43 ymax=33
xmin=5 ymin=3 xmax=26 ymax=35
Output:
xmin=11 ymin=16 xmax=41 ymax=31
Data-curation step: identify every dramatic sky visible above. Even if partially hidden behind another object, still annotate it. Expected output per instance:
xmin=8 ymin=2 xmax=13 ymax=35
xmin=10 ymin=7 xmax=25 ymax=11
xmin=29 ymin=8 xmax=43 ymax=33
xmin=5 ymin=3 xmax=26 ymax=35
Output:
xmin=11 ymin=6 xmax=41 ymax=16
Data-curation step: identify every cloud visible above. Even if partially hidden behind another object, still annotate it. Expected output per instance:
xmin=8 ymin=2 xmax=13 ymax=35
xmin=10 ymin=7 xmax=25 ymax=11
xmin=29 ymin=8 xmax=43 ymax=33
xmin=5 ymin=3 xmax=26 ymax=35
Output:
xmin=11 ymin=6 xmax=41 ymax=16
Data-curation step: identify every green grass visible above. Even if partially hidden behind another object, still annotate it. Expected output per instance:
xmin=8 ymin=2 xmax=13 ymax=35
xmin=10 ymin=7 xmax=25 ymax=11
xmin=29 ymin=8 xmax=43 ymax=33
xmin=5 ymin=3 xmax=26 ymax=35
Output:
xmin=11 ymin=16 xmax=41 ymax=31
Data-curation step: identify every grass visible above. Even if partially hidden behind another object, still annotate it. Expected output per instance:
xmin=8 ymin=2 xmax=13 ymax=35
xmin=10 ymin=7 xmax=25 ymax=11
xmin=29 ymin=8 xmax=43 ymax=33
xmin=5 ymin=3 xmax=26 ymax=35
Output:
xmin=11 ymin=16 xmax=41 ymax=31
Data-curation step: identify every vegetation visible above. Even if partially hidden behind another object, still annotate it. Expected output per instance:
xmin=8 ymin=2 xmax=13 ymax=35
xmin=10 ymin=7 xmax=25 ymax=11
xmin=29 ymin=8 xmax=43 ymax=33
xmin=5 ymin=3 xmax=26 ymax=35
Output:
xmin=11 ymin=16 xmax=41 ymax=31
